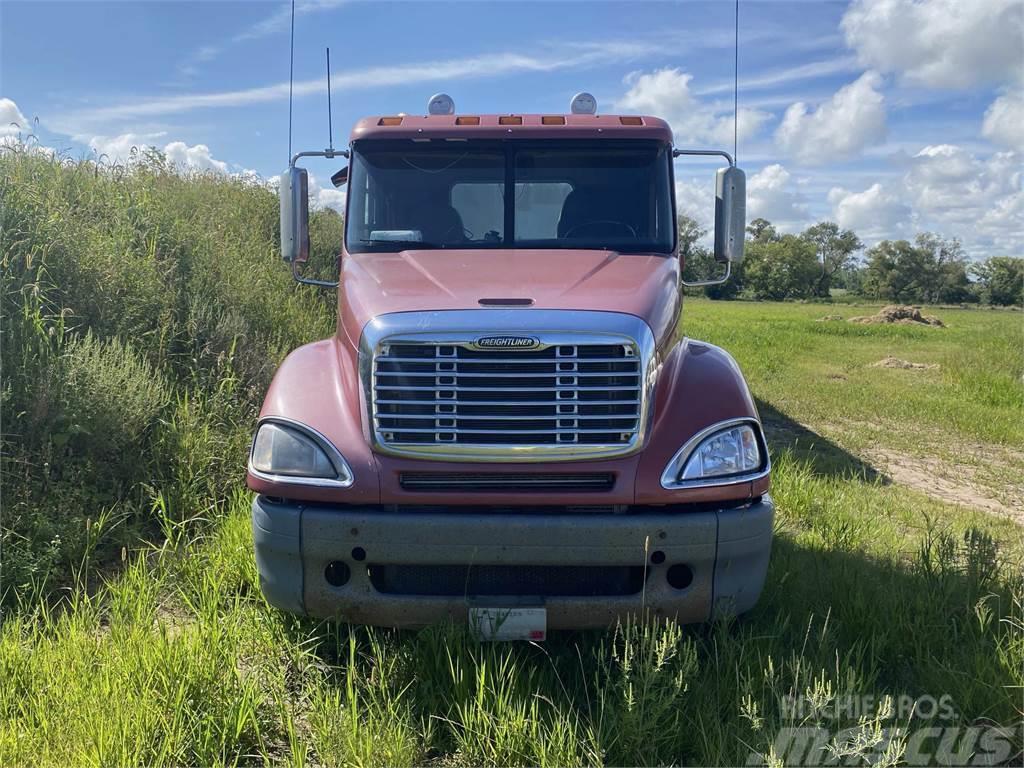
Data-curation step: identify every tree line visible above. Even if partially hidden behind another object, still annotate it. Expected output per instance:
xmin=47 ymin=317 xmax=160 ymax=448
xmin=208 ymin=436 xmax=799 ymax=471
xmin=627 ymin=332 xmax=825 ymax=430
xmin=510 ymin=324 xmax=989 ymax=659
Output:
xmin=680 ymin=215 xmax=1023 ymax=306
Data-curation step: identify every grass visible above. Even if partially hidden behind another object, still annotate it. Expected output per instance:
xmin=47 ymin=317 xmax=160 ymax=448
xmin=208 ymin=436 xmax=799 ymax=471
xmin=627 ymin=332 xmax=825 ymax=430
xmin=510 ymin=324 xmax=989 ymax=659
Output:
xmin=1 ymin=148 xmax=1022 ymax=766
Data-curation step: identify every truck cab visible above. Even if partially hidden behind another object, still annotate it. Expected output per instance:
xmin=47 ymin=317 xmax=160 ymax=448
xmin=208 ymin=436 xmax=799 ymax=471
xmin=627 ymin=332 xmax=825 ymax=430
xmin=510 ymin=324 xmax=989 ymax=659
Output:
xmin=248 ymin=97 xmax=772 ymax=634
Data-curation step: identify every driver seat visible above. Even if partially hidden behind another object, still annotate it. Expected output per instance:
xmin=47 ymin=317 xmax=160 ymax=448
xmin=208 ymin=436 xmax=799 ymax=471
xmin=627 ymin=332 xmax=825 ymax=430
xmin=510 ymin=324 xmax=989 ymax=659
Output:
xmin=557 ymin=185 xmax=626 ymax=238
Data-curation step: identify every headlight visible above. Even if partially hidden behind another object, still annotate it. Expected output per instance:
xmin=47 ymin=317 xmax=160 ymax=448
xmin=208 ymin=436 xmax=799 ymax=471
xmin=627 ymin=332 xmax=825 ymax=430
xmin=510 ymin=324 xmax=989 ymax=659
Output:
xmin=661 ymin=420 xmax=767 ymax=489
xmin=250 ymin=420 xmax=353 ymax=487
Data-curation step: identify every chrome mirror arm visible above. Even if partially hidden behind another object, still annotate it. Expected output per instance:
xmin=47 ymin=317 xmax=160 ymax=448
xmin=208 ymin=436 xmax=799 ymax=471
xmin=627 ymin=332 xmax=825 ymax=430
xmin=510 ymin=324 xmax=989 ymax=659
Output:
xmin=681 ymin=261 xmax=731 ymax=288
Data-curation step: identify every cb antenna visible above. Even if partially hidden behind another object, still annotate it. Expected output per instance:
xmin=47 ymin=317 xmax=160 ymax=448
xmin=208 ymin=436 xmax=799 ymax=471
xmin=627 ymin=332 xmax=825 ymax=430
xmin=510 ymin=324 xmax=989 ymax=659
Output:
xmin=733 ymin=0 xmax=741 ymax=163
xmin=326 ymin=47 xmax=334 ymax=152
xmin=287 ymin=0 xmax=295 ymax=163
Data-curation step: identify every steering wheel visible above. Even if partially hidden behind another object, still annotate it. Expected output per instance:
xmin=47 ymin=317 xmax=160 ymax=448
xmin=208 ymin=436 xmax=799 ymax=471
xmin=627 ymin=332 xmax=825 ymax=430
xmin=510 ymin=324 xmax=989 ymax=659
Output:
xmin=441 ymin=223 xmax=474 ymax=243
xmin=563 ymin=220 xmax=638 ymax=239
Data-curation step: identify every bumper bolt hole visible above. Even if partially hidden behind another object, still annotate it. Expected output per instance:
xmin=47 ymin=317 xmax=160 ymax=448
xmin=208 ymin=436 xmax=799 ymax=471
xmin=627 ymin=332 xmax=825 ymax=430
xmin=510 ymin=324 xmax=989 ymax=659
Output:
xmin=324 ymin=561 xmax=350 ymax=587
xmin=650 ymin=550 xmax=666 ymax=565
xmin=351 ymin=546 xmax=366 ymax=562
xmin=666 ymin=564 xmax=693 ymax=590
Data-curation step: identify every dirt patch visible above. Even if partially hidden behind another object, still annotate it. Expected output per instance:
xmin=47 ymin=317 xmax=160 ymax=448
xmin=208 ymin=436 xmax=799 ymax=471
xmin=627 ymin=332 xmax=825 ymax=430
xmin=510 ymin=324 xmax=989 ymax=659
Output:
xmin=816 ymin=314 xmax=844 ymax=322
xmin=848 ymin=305 xmax=945 ymax=327
xmin=870 ymin=357 xmax=940 ymax=371
xmin=867 ymin=448 xmax=1023 ymax=524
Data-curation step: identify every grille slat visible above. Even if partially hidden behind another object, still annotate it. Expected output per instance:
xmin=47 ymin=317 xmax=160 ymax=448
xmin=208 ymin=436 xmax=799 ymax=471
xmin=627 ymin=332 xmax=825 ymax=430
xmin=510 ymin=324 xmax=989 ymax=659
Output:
xmin=373 ymin=340 xmax=643 ymax=450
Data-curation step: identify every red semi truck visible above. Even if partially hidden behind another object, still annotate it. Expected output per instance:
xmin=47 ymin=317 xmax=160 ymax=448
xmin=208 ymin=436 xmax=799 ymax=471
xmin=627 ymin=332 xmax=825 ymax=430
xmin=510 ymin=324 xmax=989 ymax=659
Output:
xmin=247 ymin=95 xmax=772 ymax=636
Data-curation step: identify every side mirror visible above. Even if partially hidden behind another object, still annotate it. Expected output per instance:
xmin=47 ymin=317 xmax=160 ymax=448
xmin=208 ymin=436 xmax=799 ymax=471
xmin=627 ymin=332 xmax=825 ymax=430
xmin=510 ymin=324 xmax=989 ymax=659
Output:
xmin=330 ymin=165 xmax=348 ymax=188
xmin=280 ymin=166 xmax=310 ymax=264
xmin=714 ymin=166 xmax=746 ymax=263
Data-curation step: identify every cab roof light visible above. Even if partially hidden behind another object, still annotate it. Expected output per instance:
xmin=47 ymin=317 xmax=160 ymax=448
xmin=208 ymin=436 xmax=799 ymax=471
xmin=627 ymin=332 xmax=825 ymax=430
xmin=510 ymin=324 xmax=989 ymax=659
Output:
xmin=498 ymin=115 xmax=523 ymax=125
xmin=378 ymin=116 xmax=403 ymax=126
xmin=619 ymin=116 xmax=643 ymax=125
xmin=541 ymin=115 xmax=566 ymax=125
xmin=455 ymin=116 xmax=480 ymax=125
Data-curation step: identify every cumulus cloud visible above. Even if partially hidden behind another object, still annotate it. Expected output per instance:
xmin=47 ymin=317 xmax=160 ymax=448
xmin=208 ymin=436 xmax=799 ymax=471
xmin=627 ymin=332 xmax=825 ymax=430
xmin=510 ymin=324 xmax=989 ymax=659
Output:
xmin=828 ymin=183 xmax=912 ymax=239
xmin=0 ymin=98 xmax=30 ymax=137
xmin=308 ymin=173 xmax=346 ymax=213
xmin=982 ymin=91 xmax=1024 ymax=152
xmin=618 ymin=68 xmax=770 ymax=146
xmin=830 ymin=143 xmax=1023 ymax=255
xmin=842 ymin=0 xmax=1023 ymax=89
xmin=747 ymin=164 xmax=808 ymax=229
xmin=88 ymin=132 xmax=230 ymax=173
xmin=775 ymin=71 xmax=887 ymax=165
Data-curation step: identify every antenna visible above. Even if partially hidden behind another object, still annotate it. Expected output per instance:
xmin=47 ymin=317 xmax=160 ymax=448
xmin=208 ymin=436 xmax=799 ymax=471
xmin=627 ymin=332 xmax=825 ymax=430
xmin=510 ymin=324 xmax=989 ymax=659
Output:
xmin=733 ymin=0 xmax=741 ymax=162
xmin=287 ymin=0 xmax=295 ymax=164
xmin=326 ymin=47 xmax=334 ymax=152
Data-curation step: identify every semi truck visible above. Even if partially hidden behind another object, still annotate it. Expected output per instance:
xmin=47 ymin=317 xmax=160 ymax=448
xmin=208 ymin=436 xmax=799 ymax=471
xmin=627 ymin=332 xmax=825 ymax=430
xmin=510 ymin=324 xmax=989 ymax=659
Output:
xmin=247 ymin=93 xmax=772 ymax=638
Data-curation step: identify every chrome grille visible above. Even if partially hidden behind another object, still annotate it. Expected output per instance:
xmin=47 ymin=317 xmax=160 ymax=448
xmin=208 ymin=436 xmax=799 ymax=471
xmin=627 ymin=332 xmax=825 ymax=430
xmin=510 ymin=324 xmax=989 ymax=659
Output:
xmin=373 ymin=341 xmax=642 ymax=452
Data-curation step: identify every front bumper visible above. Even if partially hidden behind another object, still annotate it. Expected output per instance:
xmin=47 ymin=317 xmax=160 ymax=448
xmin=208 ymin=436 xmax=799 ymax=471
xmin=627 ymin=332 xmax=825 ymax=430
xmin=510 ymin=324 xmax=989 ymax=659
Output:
xmin=252 ymin=495 xmax=774 ymax=628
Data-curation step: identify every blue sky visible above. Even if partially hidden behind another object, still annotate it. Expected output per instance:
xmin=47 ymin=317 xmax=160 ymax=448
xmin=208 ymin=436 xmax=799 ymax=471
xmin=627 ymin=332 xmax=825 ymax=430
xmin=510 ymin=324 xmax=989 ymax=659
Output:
xmin=2 ymin=0 xmax=1021 ymax=257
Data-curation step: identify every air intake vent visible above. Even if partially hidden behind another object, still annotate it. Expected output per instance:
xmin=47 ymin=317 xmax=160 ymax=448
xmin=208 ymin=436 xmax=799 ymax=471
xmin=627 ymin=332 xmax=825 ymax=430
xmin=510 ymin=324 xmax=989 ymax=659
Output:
xmin=399 ymin=472 xmax=615 ymax=492
xmin=368 ymin=564 xmax=647 ymax=597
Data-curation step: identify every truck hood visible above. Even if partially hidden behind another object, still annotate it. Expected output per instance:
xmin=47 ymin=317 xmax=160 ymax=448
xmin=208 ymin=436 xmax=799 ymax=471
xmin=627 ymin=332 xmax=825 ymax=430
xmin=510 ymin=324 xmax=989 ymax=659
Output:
xmin=339 ymin=248 xmax=680 ymax=349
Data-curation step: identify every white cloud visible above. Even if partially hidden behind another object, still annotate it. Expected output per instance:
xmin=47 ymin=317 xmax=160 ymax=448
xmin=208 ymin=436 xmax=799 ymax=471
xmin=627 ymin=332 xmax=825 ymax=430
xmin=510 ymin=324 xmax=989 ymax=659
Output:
xmin=829 ymin=143 xmax=1023 ymax=256
xmin=163 ymin=141 xmax=229 ymax=174
xmin=828 ymin=183 xmax=911 ymax=239
xmin=308 ymin=172 xmax=346 ymax=213
xmin=88 ymin=132 xmax=167 ymax=162
xmin=775 ymin=71 xmax=887 ymax=165
xmin=58 ymin=42 xmax=664 ymax=129
xmin=618 ymin=68 xmax=770 ymax=146
xmin=841 ymin=0 xmax=1024 ymax=89
xmin=747 ymin=164 xmax=808 ymax=229
xmin=982 ymin=91 xmax=1024 ymax=152
xmin=88 ymin=132 xmax=230 ymax=174
xmin=0 ymin=98 xmax=30 ymax=137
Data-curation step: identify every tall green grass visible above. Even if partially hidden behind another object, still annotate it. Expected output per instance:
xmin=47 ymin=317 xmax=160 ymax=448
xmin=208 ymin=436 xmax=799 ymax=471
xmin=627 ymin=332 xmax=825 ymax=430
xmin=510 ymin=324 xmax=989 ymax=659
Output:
xmin=1 ymin=146 xmax=337 ymax=603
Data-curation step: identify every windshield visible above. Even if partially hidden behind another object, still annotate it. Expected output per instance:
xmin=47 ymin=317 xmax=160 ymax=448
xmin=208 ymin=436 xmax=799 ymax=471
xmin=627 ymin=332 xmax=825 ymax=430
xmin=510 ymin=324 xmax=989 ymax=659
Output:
xmin=345 ymin=140 xmax=674 ymax=254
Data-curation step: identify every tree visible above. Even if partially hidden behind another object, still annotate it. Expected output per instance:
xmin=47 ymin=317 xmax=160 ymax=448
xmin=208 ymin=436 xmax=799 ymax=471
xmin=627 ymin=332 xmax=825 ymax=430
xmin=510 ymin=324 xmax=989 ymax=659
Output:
xmin=801 ymin=221 xmax=862 ymax=298
xmin=971 ymin=257 xmax=1024 ymax=306
xmin=915 ymin=233 xmax=972 ymax=304
xmin=861 ymin=234 xmax=974 ymax=304
xmin=862 ymin=240 xmax=932 ymax=302
xmin=746 ymin=218 xmax=779 ymax=243
xmin=743 ymin=234 xmax=819 ymax=300
xmin=678 ymin=214 xmax=741 ymax=299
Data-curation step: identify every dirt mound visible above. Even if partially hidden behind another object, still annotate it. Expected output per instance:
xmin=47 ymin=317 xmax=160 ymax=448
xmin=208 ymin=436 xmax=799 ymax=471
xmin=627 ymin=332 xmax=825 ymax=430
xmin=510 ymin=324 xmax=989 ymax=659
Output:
xmin=870 ymin=357 xmax=940 ymax=370
xmin=848 ymin=305 xmax=945 ymax=327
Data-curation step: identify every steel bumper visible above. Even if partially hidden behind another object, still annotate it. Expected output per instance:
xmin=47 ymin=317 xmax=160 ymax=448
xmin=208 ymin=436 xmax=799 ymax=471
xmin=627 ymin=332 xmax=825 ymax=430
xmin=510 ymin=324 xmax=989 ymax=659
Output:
xmin=252 ymin=495 xmax=774 ymax=628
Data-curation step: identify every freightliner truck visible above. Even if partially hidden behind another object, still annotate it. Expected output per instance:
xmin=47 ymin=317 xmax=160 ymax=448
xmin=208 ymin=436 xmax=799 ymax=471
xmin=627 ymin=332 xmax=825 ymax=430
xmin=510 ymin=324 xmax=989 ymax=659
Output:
xmin=248 ymin=93 xmax=772 ymax=638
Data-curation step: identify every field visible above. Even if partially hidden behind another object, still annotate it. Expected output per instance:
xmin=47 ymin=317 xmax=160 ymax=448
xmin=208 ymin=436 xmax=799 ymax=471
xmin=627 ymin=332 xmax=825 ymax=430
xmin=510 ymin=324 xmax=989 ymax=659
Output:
xmin=1 ymin=150 xmax=1022 ymax=766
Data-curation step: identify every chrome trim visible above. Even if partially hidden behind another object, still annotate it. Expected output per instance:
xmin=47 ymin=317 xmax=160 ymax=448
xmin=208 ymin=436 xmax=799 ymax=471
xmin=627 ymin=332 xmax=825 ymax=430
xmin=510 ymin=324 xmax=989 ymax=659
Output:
xmin=660 ymin=417 xmax=771 ymax=490
xmin=248 ymin=416 xmax=355 ymax=488
xmin=360 ymin=310 xmax=658 ymax=462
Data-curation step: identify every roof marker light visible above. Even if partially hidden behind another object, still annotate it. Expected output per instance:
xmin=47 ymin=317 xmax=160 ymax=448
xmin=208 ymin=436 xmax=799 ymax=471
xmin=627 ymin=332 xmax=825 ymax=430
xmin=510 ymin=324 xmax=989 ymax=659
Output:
xmin=570 ymin=92 xmax=597 ymax=114
xmin=455 ymin=116 xmax=480 ymax=125
xmin=427 ymin=93 xmax=455 ymax=115
xmin=378 ymin=117 xmax=403 ymax=126
xmin=541 ymin=116 xmax=566 ymax=125
xmin=619 ymin=116 xmax=643 ymax=125
xmin=499 ymin=115 xmax=523 ymax=125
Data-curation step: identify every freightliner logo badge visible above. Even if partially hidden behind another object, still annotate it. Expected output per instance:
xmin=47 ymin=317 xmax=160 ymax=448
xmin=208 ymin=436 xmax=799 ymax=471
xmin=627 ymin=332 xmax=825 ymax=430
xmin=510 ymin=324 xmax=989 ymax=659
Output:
xmin=474 ymin=336 xmax=540 ymax=350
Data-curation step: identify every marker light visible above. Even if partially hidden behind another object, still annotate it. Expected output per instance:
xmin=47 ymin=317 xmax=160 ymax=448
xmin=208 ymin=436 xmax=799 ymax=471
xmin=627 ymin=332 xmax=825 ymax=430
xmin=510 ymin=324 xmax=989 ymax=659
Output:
xmin=570 ymin=92 xmax=597 ymax=114
xmin=427 ymin=93 xmax=455 ymax=115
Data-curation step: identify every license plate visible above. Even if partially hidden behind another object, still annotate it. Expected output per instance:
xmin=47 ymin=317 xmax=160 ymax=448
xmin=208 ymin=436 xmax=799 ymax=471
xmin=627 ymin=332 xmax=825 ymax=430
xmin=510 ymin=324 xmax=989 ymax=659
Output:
xmin=469 ymin=607 xmax=547 ymax=641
